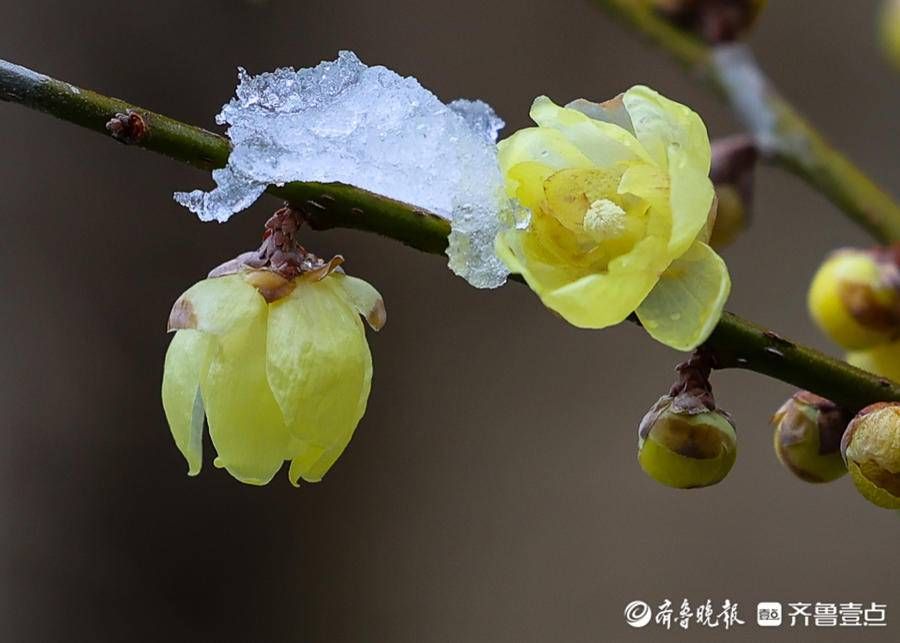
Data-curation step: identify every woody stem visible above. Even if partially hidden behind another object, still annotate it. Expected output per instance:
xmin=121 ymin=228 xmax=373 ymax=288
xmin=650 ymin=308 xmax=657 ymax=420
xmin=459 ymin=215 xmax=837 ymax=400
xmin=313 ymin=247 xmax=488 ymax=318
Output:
xmin=1 ymin=57 xmax=898 ymax=412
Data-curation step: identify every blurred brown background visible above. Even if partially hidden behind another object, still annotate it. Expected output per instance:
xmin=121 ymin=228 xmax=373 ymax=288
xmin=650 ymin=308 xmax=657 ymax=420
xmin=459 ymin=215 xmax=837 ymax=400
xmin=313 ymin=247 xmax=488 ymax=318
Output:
xmin=1 ymin=1 xmax=898 ymax=641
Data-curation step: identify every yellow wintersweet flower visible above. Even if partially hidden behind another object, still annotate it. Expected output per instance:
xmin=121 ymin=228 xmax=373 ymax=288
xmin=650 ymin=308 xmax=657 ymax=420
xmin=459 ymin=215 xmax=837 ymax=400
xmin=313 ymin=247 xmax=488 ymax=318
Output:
xmin=162 ymin=261 xmax=384 ymax=486
xmin=495 ymin=86 xmax=730 ymax=351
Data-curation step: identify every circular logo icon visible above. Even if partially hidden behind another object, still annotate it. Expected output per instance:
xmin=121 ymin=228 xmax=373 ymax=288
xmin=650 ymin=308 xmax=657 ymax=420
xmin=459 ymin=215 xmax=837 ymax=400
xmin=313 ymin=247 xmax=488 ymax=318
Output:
xmin=624 ymin=600 xmax=652 ymax=628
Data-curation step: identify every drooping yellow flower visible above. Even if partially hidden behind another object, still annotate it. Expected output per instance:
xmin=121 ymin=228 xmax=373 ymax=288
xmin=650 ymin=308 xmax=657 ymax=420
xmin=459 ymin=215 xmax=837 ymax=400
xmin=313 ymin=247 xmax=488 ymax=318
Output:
xmin=162 ymin=265 xmax=385 ymax=486
xmin=495 ymin=86 xmax=730 ymax=350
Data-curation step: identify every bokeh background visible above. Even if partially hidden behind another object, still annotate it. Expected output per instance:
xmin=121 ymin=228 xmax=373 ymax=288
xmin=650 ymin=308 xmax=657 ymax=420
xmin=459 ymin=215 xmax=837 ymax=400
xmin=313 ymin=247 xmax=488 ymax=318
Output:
xmin=2 ymin=1 xmax=898 ymax=641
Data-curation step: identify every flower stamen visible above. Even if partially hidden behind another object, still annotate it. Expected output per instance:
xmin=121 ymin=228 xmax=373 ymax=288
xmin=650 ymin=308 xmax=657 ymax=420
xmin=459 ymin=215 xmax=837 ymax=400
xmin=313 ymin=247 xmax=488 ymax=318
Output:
xmin=583 ymin=198 xmax=627 ymax=240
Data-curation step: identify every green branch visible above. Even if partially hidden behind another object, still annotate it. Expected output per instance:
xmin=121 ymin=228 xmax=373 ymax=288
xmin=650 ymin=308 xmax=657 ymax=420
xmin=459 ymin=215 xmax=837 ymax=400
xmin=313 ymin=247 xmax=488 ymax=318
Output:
xmin=593 ymin=0 xmax=900 ymax=243
xmin=2 ymin=57 xmax=898 ymax=412
xmin=0 ymin=60 xmax=450 ymax=255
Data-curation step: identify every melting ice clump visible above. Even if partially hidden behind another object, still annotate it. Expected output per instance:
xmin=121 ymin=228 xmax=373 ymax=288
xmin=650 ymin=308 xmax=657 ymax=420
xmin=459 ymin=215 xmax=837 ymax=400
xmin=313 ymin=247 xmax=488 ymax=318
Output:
xmin=175 ymin=51 xmax=510 ymax=288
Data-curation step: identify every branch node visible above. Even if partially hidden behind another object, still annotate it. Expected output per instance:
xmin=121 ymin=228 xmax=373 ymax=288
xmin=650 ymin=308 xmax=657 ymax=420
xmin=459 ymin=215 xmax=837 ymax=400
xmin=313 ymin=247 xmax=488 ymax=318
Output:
xmin=106 ymin=110 xmax=147 ymax=145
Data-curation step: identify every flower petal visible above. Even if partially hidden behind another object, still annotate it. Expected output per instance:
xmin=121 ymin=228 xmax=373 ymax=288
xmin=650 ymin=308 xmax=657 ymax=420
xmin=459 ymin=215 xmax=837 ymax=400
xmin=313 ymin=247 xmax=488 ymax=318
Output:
xmin=201 ymin=313 xmax=294 ymax=485
xmin=266 ymin=279 xmax=373 ymax=480
xmin=168 ymin=274 xmax=267 ymax=336
xmin=542 ymin=268 xmax=660 ymax=329
xmin=495 ymin=228 xmax=592 ymax=293
xmin=498 ymin=126 xmax=594 ymax=190
xmin=331 ymin=273 xmax=386 ymax=331
xmin=498 ymin=229 xmax=665 ymax=329
xmin=622 ymin=85 xmax=711 ymax=173
xmin=161 ymin=329 xmax=215 ymax=476
xmin=618 ymin=162 xmax=673 ymax=241
xmin=289 ymin=444 xmax=347 ymax=485
xmin=668 ymin=145 xmax=716 ymax=259
xmin=504 ymin=161 xmax=556 ymax=211
xmin=529 ymin=96 xmax=652 ymax=167
xmin=636 ymin=241 xmax=731 ymax=351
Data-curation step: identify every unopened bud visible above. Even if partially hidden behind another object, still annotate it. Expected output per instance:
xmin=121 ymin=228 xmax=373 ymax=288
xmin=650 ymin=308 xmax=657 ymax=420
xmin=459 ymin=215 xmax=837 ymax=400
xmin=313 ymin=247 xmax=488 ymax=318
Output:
xmin=808 ymin=245 xmax=900 ymax=350
xmin=639 ymin=395 xmax=737 ymax=489
xmin=841 ymin=402 xmax=900 ymax=509
xmin=638 ymin=355 xmax=736 ymax=489
xmin=771 ymin=391 xmax=849 ymax=483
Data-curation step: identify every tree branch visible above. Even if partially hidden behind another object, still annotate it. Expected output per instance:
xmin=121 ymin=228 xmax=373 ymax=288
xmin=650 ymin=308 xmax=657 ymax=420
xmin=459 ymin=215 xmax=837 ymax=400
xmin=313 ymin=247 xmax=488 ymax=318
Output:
xmin=0 ymin=59 xmax=450 ymax=255
xmin=592 ymin=0 xmax=900 ymax=243
xmin=2 ymin=57 xmax=898 ymax=412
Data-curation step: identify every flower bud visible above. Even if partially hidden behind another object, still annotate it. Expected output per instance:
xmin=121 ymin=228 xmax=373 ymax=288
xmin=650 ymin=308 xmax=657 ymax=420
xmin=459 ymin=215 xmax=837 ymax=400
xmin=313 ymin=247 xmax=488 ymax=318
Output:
xmin=841 ymin=402 xmax=900 ymax=509
xmin=638 ymin=392 xmax=737 ymax=489
xmin=807 ymin=246 xmax=900 ymax=350
xmin=881 ymin=0 xmax=900 ymax=69
xmin=651 ymin=0 xmax=767 ymax=44
xmin=771 ymin=391 xmax=849 ymax=483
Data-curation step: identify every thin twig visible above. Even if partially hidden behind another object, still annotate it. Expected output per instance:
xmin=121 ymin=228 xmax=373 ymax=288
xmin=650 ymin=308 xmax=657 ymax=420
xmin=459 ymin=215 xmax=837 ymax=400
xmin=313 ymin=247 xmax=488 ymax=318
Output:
xmin=1 ymin=57 xmax=898 ymax=411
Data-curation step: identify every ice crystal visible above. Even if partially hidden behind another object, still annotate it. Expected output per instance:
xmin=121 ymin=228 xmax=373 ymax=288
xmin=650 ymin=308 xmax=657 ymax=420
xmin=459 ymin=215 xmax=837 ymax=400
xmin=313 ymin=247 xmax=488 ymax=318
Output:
xmin=175 ymin=51 xmax=510 ymax=288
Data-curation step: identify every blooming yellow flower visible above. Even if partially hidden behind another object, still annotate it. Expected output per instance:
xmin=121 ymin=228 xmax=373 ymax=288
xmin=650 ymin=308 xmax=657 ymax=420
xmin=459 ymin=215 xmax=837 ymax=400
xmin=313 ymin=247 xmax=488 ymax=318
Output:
xmin=495 ymin=86 xmax=730 ymax=350
xmin=162 ymin=265 xmax=384 ymax=486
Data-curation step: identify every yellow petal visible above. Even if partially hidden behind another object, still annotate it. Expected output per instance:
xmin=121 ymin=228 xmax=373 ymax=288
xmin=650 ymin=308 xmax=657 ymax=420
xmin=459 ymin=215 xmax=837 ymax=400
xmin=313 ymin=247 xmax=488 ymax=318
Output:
xmin=495 ymin=228 xmax=594 ymax=295
xmin=499 ymin=229 xmax=666 ymax=329
xmin=636 ymin=241 xmax=731 ymax=351
xmin=617 ymin=162 xmax=673 ymax=240
xmin=201 ymin=313 xmax=294 ymax=485
xmin=161 ymin=329 xmax=215 ymax=476
xmin=498 ymin=127 xmax=594 ymax=187
xmin=505 ymin=161 xmax=556 ymax=211
xmin=622 ymin=85 xmax=711 ymax=173
xmin=289 ymin=444 xmax=347 ymax=485
xmin=266 ymin=278 xmax=373 ymax=480
xmin=667 ymin=145 xmax=716 ymax=259
xmin=168 ymin=274 xmax=267 ymax=336
xmin=529 ymin=96 xmax=652 ymax=167
xmin=331 ymin=273 xmax=386 ymax=331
